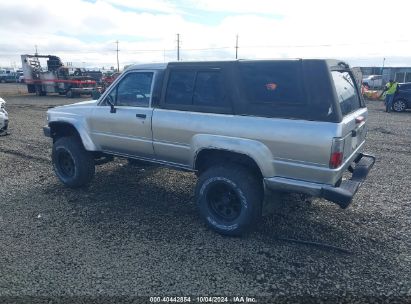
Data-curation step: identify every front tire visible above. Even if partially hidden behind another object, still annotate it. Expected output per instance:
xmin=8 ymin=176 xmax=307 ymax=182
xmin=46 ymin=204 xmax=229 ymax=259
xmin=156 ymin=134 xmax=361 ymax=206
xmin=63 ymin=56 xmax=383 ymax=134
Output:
xmin=52 ymin=136 xmax=95 ymax=188
xmin=195 ymin=165 xmax=263 ymax=236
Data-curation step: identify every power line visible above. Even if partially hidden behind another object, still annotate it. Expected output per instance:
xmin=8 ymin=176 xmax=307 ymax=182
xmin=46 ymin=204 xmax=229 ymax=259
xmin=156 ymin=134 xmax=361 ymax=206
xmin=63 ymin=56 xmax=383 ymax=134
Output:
xmin=4 ymin=38 xmax=411 ymax=56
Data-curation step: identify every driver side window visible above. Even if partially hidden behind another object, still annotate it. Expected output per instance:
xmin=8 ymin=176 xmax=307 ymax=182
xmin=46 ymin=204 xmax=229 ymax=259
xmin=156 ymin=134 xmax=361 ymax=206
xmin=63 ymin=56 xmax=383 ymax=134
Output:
xmin=104 ymin=72 xmax=153 ymax=107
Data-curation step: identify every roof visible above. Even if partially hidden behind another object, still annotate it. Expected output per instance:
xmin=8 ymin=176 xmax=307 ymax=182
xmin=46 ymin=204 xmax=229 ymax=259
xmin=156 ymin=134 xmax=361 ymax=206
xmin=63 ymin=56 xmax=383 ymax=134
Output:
xmin=126 ymin=63 xmax=168 ymax=71
xmin=125 ymin=58 xmax=344 ymax=71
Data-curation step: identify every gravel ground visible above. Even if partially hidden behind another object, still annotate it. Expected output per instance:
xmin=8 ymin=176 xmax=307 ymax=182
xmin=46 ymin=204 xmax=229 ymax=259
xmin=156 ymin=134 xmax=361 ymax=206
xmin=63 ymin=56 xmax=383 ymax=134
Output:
xmin=0 ymin=85 xmax=410 ymax=303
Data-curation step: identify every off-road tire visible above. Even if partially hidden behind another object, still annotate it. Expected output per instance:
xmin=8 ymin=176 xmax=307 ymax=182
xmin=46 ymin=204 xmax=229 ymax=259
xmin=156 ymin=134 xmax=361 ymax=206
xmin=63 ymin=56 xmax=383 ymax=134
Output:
xmin=195 ymin=164 xmax=263 ymax=236
xmin=52 ymin=136 xmax=95 ymax=188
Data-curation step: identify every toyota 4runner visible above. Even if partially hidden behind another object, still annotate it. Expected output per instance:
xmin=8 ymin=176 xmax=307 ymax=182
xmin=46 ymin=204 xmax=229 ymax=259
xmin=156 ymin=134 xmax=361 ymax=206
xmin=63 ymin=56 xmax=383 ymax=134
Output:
xmin=44 ymin=59 xmax=375 ymax=235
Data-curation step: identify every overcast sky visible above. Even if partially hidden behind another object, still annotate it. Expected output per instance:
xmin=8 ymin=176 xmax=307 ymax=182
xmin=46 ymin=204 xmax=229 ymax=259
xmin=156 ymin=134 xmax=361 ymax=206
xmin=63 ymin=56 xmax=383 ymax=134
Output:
xmin=1 ymin=0 xmax=410 ymax=69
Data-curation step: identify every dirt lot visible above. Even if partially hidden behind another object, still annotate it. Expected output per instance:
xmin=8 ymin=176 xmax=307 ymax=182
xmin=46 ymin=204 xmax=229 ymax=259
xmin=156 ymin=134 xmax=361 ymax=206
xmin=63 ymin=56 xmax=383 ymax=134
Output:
xmin=0 ymin=84 xmax=410 ymax=303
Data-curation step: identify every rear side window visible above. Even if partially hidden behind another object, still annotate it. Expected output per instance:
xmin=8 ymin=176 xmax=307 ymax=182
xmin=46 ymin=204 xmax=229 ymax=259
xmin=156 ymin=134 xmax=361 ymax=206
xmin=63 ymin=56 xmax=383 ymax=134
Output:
xmin=332 ymin=71 xmax=361 ymax=116
xmin=193 ymin=71 xmax=224 ymax=106
xmin=239 ymin=61 xmax=305 ymax=105
xmin=165 ymin=70 xmax=195 ymax=105
xmin=165 ymin=69 xmax=227 ymax=108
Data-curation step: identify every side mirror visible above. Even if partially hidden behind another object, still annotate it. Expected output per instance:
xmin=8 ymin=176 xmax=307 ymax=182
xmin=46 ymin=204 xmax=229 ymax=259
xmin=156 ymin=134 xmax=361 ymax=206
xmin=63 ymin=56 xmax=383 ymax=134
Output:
xmin=106 ymin=95 xmax=116 ymax=113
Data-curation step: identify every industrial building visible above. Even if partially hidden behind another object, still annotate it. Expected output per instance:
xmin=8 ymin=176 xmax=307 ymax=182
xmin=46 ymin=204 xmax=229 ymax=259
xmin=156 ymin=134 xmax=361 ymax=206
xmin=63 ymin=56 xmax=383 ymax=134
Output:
xmin=361 ymin=66 xmax=411 ymax=84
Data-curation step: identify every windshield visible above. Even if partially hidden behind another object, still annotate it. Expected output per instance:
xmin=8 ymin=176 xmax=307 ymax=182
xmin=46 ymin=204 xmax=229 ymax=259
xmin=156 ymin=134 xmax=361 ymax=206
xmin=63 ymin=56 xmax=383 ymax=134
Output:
xmin=332 ymin=71 xmax=361 ymax=116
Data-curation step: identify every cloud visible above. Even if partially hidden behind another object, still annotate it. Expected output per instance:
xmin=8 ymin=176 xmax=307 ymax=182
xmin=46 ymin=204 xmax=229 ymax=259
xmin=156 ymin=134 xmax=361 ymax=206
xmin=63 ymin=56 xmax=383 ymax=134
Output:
xmin=0 ymin=0 xmax=410 ymax=68
xmin=101 ymin=0 xmax=181 ymax=14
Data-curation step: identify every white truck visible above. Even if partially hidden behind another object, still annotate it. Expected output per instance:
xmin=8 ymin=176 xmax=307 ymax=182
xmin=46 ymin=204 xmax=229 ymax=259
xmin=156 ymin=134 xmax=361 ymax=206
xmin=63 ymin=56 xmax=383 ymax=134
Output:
xmin=43 ymin=59 xmax=376 ymax=236
xmin=21 ymin=54 xmax=97 ymax=98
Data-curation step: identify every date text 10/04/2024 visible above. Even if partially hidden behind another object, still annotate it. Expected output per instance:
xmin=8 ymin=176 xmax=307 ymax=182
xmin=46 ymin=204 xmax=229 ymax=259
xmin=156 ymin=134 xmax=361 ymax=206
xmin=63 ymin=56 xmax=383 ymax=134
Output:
xmin=149 ymin=296 xmax=257 ymax=303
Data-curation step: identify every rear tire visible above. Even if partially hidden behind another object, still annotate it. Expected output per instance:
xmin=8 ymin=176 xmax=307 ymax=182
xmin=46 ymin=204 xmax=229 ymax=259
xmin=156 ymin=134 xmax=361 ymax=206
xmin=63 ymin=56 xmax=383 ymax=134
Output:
xmin=52 ymin=136 xmax=95 ymax=188
xmin=392 ymin=99 xmax=407 ymax=112
xmin=195 ymin=164 xmax=263 ymax=236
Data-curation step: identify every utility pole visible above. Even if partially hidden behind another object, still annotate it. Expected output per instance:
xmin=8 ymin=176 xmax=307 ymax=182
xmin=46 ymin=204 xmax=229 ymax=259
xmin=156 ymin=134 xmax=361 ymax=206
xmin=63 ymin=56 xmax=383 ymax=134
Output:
xmin=177 ymin=34 xmax=180 ymax=61
xmin=115 ymin=40 xmax=120 ymax=72
xmin=35 ymin=45 xmax=38 ymax=56
xmin=235 ymin=34 xmax=239 ymax=59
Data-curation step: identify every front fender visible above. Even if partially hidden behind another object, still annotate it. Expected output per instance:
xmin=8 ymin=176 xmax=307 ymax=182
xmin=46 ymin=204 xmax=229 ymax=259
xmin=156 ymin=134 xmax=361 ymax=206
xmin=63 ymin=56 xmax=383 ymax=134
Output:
xmin=49 ymin=113 xmax=98 ymax=151
xmin=191 ymin=134 xmax=275 ymax=177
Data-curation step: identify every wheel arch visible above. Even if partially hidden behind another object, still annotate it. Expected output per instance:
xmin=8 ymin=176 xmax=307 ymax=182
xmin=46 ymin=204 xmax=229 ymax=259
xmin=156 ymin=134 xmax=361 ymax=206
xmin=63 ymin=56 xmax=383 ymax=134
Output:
xmin=194 ymin=148 xmax=264 ymax=178
xmin=191 ymin=135 xmax=274 ymax=177
xmin=49 ymin=121 xmax=98 ymax=151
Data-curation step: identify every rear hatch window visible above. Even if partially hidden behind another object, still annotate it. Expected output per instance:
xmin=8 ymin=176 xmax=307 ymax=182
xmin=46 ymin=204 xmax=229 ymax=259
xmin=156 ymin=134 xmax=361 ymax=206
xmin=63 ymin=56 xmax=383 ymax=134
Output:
xmin=331 ymin=70 xmax=367 ymax=163
xmin=331 ymin=71 xmax=361 ymax=116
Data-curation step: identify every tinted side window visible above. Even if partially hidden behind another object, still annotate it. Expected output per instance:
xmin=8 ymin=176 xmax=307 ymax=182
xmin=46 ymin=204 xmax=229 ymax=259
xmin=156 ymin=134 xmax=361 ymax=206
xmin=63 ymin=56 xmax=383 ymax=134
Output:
xmin=114 ymin=72 xmax=153 ymax=107
xmin=165 ymin=70 xmax=195 ymax=105
xmin=193 ymin=71 xmax=224 ymax=106
xmin=331 ymin=71 xmax=361 ymax=116
xmin=165 ymin=70 xmax=227 ymax=108
xmin=239 ymin=62 xmax=305 ymax=105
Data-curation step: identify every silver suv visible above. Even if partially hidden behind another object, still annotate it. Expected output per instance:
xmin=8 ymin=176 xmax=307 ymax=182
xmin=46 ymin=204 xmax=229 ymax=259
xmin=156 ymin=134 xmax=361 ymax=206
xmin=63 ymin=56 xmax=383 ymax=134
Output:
xmin=44 ymin=59 xmax=375 ymax=235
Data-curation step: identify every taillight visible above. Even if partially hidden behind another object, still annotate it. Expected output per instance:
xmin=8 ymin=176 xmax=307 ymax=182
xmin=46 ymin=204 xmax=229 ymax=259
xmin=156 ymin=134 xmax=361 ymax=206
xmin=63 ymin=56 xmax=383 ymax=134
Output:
xmin=330 ymin=138 xmax=345 ymax=169
xmin=355 ymin=115 xmax=365 ymax=124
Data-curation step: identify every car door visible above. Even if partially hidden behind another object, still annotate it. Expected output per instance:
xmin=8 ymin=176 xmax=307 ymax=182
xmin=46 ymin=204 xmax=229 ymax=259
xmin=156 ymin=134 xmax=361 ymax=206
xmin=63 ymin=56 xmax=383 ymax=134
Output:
xmin=153 ymin=66 xmax=232 ymax=166
xmin=88 ymin=70 xmax=155 ymax=158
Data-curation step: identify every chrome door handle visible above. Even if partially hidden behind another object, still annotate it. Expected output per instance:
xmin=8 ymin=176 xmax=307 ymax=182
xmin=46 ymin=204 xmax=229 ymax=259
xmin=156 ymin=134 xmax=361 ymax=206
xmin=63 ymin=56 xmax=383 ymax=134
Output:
xmin=136 ymin=114 xmax=146 ymax=119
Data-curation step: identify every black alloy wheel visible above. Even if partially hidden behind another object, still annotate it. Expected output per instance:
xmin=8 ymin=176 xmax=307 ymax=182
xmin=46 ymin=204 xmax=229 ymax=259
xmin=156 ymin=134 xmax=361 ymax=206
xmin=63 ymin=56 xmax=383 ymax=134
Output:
xmin=206 ymin=181 xmax=242 ymax=222
xmin=56 ymin=149 xmax=76 ymax=178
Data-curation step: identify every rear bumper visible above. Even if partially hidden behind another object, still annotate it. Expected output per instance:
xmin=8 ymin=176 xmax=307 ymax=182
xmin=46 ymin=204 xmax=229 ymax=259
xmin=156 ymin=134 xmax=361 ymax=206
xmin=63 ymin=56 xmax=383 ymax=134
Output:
xmin=264 ymin=153 xmax=376 ymax=209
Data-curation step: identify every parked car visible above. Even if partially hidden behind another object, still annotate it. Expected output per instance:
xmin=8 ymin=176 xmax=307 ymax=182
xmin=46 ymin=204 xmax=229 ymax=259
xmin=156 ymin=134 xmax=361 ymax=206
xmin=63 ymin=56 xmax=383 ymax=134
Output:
xmin=44 ymin=59 xmax=375 ymax=236
xmin=0 ymin=97 xmax=9 ymax=133
xmin=392 ymin=82 xmax=411 ymax=112
xmin=0 ymin=70 xmax=17 ymax=83
xmin=362 ymin=75 xmax=383 ymax=89
xmin=17 ymin=72 xmax=24 ymax=83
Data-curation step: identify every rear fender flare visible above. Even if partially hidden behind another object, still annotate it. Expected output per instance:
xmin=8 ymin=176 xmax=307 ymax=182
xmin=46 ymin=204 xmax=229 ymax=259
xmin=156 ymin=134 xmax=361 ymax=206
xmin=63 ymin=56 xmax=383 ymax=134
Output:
xmin=191 ymin=134 xmax=275 ymax=177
